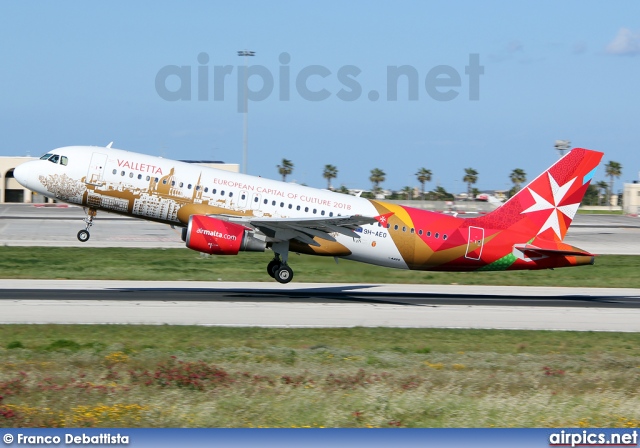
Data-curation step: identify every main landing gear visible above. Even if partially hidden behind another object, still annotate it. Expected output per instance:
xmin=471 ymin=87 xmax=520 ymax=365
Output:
xmin=267 ymin=241 xmax=293 ymax=284
xmin=77 ymin=208 xmax=97 ymax=242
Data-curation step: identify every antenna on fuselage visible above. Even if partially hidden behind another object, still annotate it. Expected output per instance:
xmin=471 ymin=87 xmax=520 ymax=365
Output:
xmin=106 ymin=142 xmax=113 ymax=148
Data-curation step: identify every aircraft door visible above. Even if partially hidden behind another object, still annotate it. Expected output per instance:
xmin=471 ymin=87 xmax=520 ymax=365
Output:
xmin=465 ymin=226 xmax=484 ymax=260
xmin=86 ymin=153 xmax=108 ymax=185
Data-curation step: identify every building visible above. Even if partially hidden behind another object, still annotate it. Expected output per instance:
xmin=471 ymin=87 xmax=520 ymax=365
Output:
xmin=1 ymin=157 xmax=38 ymax=203
xmin=0 ymin=156 xmax=239 ymax=204
xmin=623 ymin=182 xmax=640 ymax=215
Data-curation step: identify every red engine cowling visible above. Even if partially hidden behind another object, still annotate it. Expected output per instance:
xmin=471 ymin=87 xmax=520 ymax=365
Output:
xmin=184 ymin=215 xmax=266 ymax=255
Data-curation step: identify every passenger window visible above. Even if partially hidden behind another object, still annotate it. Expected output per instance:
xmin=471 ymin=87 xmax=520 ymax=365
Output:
xmin=410 ymin=228 xmax=415 ymax=234
xmin=112 ymin=169 xmax=117 ymax=175
xmin=130 ymin=172 xmax=134 ymax=178
xmin=146 ymin=176 xmax=150 ymax=181
xmin=394 ymin=225 xmax=399 ymax=230
xmin=443 ymin=235 xmax=448 ymax=240
xmin=402 ymin=226 xmax=406 ymax=232
xmin=254 ymin=197 xmax=259 ymax=202
xmin=121 ymin=171 xmax=126 ymax=176
xmin=171 ymin=180 xmax=175 ymax=186
xmin=264 ymin=199 xmax=268 ymax=204
xmin=305 ymin=207 xmax=309 ymax=212
xmin=242 ymin=194 xmax=246 ymax=200
xmin=179 ymin=182 xmax=184 ymax=187
xmin=212 ymin=189 xmax=217 ymax=194
xmin=272 ymin=201 xmax=276 ymax=206
xmin=296 ymin=205 xmax=300 ymax=211
xmin=435 ymin=233 xmax=440 ymax=239
xmin=288 ymin=204 xmax=292 ymax=209
xmin=321 ymin=210 xmax=325 ymax=216
xmin=427 ymin=231 xmax=431 ymax=237
xmin=162 ymin=179 xmax=167 ymax=184
xmin=280 ymin=202 xmax=284 ymax=207
xmin=188 ymin=184 xmax=192 ymax=189
xmin=60 ymin=156 xmax=68 ymax=166
xmin=229 ymin=192 xmax=233 ymax=197
xmin=196 ymin=185 xmax=201 ymax=191
xmin=329 ymin=212 xmax=333 ymax=217
xmin=221 ymin=190 xmax=225 ymax=196
xmin=419 ymin=230 xmax=423 ymax=235
xmin=138 ymin=174 xmax=142 ymax=180
xmin=313 ymin=209 xmax=317 ymax=214
xmin=204 ymin=187 xmax=209 ymax=193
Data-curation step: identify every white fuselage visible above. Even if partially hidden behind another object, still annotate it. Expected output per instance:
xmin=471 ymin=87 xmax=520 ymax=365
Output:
xmin=14 ymin=146 xmax=408 ymax=269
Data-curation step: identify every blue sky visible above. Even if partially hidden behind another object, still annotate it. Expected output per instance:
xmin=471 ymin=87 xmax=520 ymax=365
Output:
xmin=1 ymin=1 xmax=638 ymax=193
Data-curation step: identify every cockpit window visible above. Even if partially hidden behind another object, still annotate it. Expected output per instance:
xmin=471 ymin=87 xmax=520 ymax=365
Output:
xmin=39 ymin=153 xmax=68 ymax=165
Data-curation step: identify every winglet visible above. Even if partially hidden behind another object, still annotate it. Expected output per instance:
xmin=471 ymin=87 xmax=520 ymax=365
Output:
xmin=374 ymin=212 xmax=394 ymax=226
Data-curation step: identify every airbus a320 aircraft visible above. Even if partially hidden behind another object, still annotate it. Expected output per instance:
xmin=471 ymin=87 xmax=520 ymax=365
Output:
xmin=14 ymin=145 xmax=603 ymax=284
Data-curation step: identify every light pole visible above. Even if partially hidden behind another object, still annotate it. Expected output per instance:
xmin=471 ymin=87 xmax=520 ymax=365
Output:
xmin=238 ymin=50 xmax=255 ymax=174
xmin=554 ymin=140 xmax=571 ymax=158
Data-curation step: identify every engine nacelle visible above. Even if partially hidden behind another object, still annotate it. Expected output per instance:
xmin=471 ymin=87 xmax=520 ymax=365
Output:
xmin=184 ymin=215 xmax=266 ymax=255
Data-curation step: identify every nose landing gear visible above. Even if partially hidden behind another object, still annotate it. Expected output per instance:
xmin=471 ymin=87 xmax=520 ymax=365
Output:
xmin=77 ymin=208 xmax=97 ymax=242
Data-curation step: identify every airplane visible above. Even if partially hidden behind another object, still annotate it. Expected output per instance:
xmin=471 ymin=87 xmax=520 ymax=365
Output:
xmin=13 ymin=145 xmax=603 ymax=284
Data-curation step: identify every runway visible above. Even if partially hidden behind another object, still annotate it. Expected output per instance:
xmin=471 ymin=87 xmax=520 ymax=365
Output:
xmin=2 ymin=281 xmax=640 ymax=331
xmin=2 ymin=205 xmax=640 ymax=332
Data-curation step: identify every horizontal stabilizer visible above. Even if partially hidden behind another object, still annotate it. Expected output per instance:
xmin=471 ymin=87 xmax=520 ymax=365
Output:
xmin=513 ymin=244 xmax=594 ymax=258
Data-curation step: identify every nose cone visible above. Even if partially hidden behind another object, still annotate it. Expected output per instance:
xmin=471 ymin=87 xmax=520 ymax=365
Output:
xmin=13 ymin=162 xmax=31 ymax=189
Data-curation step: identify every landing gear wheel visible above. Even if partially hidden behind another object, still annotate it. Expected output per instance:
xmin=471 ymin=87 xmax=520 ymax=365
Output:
xmin=274 ymin=265 xmax=293 ymax=284
xmin=77 ymin=229 xmax=90 ymax=242
xmin=267 ymin=259 xmax=281 ymax=278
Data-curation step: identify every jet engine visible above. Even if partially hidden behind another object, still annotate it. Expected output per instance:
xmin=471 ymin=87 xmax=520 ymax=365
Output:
xmin=183 ymin=215 xmax=266 ymax=255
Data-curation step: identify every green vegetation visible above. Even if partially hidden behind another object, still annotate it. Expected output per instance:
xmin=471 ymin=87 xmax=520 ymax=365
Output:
xmin=1 ymin=326 xmax=639 ymax=427
xmin=1 ymin=247 xmax=640 ymax=287
xmin=577 ymin=209 xmax=624 ymax=215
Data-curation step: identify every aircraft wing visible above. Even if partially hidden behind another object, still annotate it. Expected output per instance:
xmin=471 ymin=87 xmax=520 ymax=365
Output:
xmin=223 ymin=214 xmax=378 ymax=247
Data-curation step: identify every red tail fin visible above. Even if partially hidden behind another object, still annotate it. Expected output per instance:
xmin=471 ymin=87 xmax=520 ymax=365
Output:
xmin=471 ymin=148 xmax=604 ymax=241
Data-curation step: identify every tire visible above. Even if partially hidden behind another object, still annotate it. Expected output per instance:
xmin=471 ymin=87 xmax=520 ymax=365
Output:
xmin=275 ymin=265 xmax=293 ymax=284
xmin=267 ymin=259 xmax=280 ymax=278
xmin=77 ymin=230 xmax=90 ymax=242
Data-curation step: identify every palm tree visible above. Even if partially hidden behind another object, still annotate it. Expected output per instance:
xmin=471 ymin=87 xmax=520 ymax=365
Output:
xmin=369 ymin=168 xmax=386 ymax=191
xmin=596 ymin=180 xmax=609 ymax=206
xmin=401 ymin=186 xmax=413 ymax=200
xmin=463 ymin=168 xmax=479 ymax=198
xmin=277 ymin=159 xmax=294 ymax=182
xmin=604 ymin=161 xmax=622 ymax=207
xmin=509 ymin=168 xmax=527 ymax=195
xmin=415 ymin=167 xmax=432 ymax=200
xmin=322 ymin=164 xmax=338 ymax=190
xmin=337 ymin=185 xmax=350 ymax=195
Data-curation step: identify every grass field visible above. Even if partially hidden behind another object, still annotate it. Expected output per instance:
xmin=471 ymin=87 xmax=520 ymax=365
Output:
xmin=2 ymin=248 xmax=639 ymax=428
xmin=576 ymin=209 xmax=624 ymax=215
xmin=1 ymin=326 xmax=640 ymax=428
xmin=1 ymin=247 xmax=640 ymax=287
